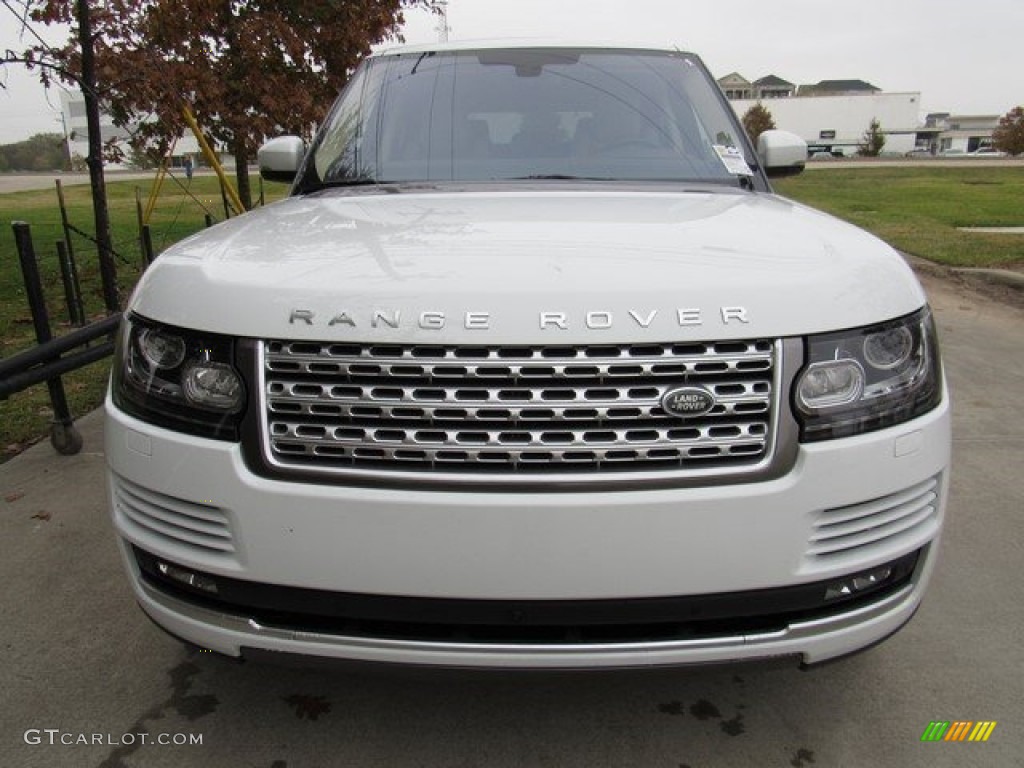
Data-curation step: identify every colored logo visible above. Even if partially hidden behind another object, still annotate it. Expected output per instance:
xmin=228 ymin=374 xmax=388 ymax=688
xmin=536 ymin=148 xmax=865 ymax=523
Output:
xmin=921 ymin=721 xmax=997 ymax=742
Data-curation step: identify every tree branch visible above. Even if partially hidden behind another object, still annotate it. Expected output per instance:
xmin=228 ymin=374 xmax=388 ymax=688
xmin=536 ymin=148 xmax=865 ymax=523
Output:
xmin=0 ymin=0 xmax=58 ymax=57
xmin=1 ymin=53 xmax=82 ymax=87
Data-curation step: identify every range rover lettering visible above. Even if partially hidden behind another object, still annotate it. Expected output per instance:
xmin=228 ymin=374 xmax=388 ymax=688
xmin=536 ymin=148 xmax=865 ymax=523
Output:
xmin=106 ymin=42 xmax=950 ymax=668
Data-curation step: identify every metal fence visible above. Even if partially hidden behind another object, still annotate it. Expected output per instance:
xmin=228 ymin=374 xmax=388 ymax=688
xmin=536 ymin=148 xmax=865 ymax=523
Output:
xmin=1 ymin=221 xmax=122 ymax=454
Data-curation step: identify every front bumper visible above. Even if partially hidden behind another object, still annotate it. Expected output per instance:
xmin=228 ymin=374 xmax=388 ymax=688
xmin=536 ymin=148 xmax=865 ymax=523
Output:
xmin=105 ymin=390 xmax=950 ymax=668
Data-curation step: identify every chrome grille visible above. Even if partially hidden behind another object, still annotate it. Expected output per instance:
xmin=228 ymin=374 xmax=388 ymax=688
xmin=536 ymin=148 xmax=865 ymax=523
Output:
xmin=261 ymin=339 xmax=777 ymax=476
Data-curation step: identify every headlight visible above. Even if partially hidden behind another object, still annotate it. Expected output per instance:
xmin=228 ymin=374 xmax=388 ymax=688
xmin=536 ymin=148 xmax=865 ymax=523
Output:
xmin=112 ymin=314 xmax=245 ymax=440
xmin=795 ymin=307 xmax=942 ymax=442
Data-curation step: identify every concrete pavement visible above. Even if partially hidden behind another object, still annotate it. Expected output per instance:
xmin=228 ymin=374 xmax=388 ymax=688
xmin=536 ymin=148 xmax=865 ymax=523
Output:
xmin=1 ymin=268 xmax=1022 ymax=767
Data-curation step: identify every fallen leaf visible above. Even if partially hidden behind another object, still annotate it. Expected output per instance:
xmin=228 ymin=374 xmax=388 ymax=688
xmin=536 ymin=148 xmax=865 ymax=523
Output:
xmin=5 ymin=492 xmax=25 ymax=503
xmin=282 ymin=694 xmax=332 ymax=721
xmin=31 ymin=511 xmax=52 ymax=521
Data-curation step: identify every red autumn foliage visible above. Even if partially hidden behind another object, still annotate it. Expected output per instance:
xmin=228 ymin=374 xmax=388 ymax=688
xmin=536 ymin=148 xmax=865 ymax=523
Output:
xmin=22 ymin=0 xmax=437 ymax=206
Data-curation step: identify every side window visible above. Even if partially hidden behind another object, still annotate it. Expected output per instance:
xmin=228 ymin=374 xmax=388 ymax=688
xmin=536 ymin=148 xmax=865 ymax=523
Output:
xmin=314 ymin=63 xmax=378 ymax=181
xmin=374 ymin=54 xmax=446 ymax=180
xmin=315 ymin=64 xmax=372 ymax=182
xmin=315 ymin=54 xmax=452 ymax=182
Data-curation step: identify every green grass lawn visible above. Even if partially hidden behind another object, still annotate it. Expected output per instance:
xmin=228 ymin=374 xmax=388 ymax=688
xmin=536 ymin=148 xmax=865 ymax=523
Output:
xmin=0 ymin=175 xmax=288 ymax=458
xmin=1 ymin=166 xmax=1022 ymax=458
xmin=775 ymin=165 xmax=1024 ymax=268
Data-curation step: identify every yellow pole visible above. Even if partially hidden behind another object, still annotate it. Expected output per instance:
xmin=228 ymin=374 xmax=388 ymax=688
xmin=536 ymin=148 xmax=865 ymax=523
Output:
xmin=181 ymin=105 xmax=246 ymax=215
xmin=143 ymin=164 xmax=167 ymax=225
xmin=142 ymin=138 xmax=176 ymax=225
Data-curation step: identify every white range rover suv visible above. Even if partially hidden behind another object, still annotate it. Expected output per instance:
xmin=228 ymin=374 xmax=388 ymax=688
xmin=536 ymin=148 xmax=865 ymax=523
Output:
xmin=106 ymin=42 xmax=950 ymax=668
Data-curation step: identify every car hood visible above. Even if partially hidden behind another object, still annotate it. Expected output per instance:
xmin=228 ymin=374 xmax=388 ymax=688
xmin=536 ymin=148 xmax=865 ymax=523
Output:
xmin=131 ymin=186 xmax=926 ymax=343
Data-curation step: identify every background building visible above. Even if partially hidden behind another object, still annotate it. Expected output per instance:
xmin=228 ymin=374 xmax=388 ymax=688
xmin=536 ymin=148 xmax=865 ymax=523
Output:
xmin=797 ymin=79 xmax=881 ymax=97
xmin=753 ymin=75 xmax=795 ymax=99
xmin=718 ymin=73 xmax=796 ymax=100
xmin=60 ymin=91 xmax=224 ymax=170
xmin=718 ymin=73 xmax=920 ymax=156
xmin=915 ymin=113 xmax=1001 ymax=154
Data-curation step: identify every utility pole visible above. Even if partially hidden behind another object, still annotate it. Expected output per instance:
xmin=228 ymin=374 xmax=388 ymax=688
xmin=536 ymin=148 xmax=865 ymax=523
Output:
xmin=76 ymin=0 xmax=119 ymax=313
xmin=56 ymin=110 xmax=72 ymax=170
xmin=436 ymin=0 xmax=450 ymax=42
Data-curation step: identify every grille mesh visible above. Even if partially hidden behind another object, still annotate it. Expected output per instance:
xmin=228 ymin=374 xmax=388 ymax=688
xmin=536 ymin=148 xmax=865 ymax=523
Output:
xmin=261 ymin=339 xmax=776 ymax=475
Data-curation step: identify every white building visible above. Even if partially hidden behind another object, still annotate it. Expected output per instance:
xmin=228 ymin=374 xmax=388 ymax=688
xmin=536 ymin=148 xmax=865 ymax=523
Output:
xmin=728 ymin=91 xmax=922 ymax=156
xmin=717 ymin=73 xmax=923 ymax=156
xmin=918 ymin=113 xmax=1001 ymax=154
xmin=60 ymin=91 xmax=214 ymax=170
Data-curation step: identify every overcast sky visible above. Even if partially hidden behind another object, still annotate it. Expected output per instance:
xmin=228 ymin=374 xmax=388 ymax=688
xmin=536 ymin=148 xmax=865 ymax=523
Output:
xmin=1 ymin=0 xmax=1021 ymax=144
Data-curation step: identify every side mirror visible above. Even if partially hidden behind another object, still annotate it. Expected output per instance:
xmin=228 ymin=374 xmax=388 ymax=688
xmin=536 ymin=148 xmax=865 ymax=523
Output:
xmin=757 ymin=130 xmax=806 ymax=178
xmin=258 ymin=136 xmax=306 ymax=183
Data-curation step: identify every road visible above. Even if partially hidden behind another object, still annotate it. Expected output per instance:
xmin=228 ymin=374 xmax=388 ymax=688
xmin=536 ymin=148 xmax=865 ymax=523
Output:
xmin=0 ymin=170 xmax=229 ymax=196
xmin=0 ymin=267 xmax=1021 ymax=768
xmin=0 ymin=172 xmax=162 ymax=195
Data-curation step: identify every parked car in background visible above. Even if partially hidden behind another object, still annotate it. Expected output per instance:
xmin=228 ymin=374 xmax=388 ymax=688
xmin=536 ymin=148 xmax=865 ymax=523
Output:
xmin=969 ymin=147 xmax=1007 ymax=158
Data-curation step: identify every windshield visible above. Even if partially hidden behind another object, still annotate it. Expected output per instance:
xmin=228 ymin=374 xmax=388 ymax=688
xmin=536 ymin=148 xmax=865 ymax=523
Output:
xmin=306 ymin=48 xmax=755 ymax=187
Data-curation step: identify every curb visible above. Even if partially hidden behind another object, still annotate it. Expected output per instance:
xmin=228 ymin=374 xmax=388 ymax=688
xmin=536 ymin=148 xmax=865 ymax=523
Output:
xmin=949 ymin=266 xmax=1024 ymax=291
xmin=901 ymin=253 xmax=1024 ymax=304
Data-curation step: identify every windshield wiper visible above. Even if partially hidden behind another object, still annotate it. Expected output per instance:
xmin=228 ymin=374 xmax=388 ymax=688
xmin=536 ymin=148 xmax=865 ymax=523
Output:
xmin=509 ymin=174 xmax=612 ymax=181
xmin=320 ymin=178 xmax=388 ymax=187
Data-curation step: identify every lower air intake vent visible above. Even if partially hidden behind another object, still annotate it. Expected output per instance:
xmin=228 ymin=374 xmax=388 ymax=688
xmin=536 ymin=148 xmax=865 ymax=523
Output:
xmin=809 ymin=475 xmax=940 ymax=560
xmin=112 ymin=475 xmax=236 ymax=557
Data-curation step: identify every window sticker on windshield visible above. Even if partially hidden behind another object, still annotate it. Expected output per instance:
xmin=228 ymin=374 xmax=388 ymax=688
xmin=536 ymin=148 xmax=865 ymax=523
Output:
xmin=713 ymin=145 xmax=754 ymax=176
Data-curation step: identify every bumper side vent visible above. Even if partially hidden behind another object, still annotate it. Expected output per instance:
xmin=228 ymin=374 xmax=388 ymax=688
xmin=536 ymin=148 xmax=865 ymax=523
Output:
xmin=112 ymin=475 xmax=236 ymax=556
xmin=809 ymin=475 xmax=940 ymax=560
